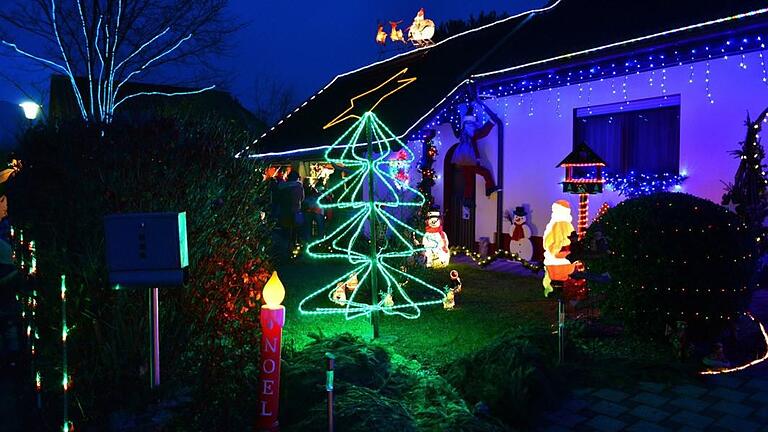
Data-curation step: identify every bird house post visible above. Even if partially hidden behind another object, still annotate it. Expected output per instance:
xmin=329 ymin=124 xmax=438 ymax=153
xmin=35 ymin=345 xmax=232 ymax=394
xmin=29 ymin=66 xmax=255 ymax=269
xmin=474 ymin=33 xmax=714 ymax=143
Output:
xmin=557 ymin=143 xmax=606 ymax=240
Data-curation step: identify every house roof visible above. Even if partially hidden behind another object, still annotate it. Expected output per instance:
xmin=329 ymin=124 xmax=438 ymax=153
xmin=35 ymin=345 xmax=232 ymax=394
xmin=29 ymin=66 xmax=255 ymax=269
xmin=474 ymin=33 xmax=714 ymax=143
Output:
xmin=557 ymin=142 xmax=607 ymax=167
xmin=243 ymin=0 xmax=768 ymax=160
xmin=49 ymin=75 xmax=262 ymax=130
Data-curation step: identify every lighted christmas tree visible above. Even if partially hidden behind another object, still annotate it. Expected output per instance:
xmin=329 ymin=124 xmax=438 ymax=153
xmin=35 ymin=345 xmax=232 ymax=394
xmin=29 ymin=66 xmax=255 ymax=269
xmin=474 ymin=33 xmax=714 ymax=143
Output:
xmin=722 ymin=107 xmax=768 ymax=228
xmin=299 ymin=112 xmax=446 ymax=334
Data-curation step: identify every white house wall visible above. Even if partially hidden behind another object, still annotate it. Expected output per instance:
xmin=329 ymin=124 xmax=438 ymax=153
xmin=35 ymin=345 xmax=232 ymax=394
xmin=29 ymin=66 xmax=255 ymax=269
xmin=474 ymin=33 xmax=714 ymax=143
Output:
xmin=471 ymin=51 xmax=768 ymax=236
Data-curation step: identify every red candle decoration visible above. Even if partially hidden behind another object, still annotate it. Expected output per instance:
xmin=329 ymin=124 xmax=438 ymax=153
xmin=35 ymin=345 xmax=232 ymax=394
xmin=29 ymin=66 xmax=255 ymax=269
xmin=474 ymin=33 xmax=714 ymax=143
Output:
xmin=256 ymin=272 xmax=286 ymax=431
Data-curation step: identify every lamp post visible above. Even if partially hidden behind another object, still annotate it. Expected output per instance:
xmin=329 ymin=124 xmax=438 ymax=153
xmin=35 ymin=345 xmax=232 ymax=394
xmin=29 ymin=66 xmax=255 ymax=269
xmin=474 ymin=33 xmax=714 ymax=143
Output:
xmin=256 ymin=271 xmax=286 ymax=432
xmin=19 ymin=101 xmax=41 ymax=122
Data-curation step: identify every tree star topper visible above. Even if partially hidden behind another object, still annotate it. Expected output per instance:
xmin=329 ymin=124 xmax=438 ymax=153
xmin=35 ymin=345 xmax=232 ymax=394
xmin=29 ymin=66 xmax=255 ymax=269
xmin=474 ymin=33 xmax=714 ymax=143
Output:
xmin=323 ymin=68 xmax=417 ymax=130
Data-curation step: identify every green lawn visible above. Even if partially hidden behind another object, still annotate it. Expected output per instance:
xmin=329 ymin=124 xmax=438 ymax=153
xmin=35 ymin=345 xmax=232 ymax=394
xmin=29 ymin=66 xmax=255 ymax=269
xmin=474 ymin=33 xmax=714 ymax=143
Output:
xmin=277 ymin=258 xmax=556 ymax=367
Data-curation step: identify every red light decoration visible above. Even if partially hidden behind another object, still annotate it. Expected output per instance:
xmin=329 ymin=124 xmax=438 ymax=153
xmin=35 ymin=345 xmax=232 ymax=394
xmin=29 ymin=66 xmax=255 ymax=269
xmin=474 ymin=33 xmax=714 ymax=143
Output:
xmin=557 ymin=142 xmax=607 ymax=240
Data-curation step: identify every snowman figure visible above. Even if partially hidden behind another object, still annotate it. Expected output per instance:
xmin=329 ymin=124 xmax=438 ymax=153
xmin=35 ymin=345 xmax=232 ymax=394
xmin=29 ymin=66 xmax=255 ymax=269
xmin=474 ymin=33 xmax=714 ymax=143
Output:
xmin=423 ymin=208 xmax=450 ymax=268
xmin=507 ymin=206 xmax=533 ymax=261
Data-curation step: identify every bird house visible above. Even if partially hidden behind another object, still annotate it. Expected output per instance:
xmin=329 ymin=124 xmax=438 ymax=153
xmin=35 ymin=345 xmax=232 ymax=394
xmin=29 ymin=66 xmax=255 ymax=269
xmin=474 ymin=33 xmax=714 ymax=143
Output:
xmin=557 ymin=142 xmax=606 ymax=195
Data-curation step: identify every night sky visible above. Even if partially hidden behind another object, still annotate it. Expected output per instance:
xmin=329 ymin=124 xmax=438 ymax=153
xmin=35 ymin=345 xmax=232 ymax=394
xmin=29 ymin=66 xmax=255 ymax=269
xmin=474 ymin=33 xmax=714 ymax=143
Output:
xmin=0 ymin=0 xmax=544 ymax=112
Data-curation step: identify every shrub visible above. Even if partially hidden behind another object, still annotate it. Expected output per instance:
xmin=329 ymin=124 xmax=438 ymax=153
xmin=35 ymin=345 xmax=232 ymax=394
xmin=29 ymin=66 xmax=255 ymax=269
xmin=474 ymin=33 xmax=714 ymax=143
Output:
xmin=8 ymin=115 xmax=272 ymax=427
xmin=443 ymin=328 xmax=560 ymax=429
xmin=279 ymin=333 xmax=506 ymax=432
xmin=583 ymin=192 xmax=756 ymax=335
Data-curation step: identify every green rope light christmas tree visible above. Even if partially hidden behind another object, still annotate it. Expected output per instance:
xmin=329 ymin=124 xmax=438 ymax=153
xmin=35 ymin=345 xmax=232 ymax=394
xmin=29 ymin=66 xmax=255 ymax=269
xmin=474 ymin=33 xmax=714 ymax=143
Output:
xmin=299 ymin=112 xmax=446 ymax=337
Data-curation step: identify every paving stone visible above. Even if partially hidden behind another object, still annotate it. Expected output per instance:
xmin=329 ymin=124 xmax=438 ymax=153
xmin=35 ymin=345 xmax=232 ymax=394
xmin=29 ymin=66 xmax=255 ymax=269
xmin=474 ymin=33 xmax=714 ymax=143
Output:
xmin=671 ymin=384 xmax=708 ymax=398
xmin=714 ymin=414 xmax=761 ymax=432
xmin=593 ymin=388 xmax=630 ymax=402
xmin=541 ymin=424 xmax=573 ymax=432
xmin=675 ymin=427 xmax=704 ymax=432
xmin=573 ymin=387 xmax=595 ymax=397
xmin=589 ymin=400 xmax=628 ymax=417
xmin=584 ymin=415 xmax=626 ymax=432
xmin=753 ymin=406 xmax=768 ymax=419
xmin=638 ymin=381 xmax=667 ymax=393
xmin=709 ymin=400 xmax=754 ymax=417
xmin=546 ymin=411 xmax=587 ymax=427
xmin=630 ymin=392 xmax=669 ymax=407
xmin=628 ymin=404 xmax=670 ymax=422
xmin=561 ymin=398 xmax=589 ymax=412
xmin=707 ymin=374 xmax=746 ymax=389
xmin=626 ymin=420 xmax=670 ymax=432
xmin=751 ymin=391 xmax=768 ymax=403
xmin=744 ymin=378 xmax=768 ymax=390
xmin=669 ymin=410 xmax=715 ymax=429
xmin=708 ymin=387 xmax=749 ymax=402
xmin=669 ymin=396 xmax=711 ymax=413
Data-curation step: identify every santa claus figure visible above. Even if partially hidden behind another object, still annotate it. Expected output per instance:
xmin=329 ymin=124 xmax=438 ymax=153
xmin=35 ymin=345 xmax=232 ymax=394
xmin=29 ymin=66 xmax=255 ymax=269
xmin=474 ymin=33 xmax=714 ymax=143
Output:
xmin=507 ymin=206 xmax=533 ymax=261
xmin=423 ymin=208 xmax=450 ymax=268
xmin=542 ymin=200 xmax=577 ymax=297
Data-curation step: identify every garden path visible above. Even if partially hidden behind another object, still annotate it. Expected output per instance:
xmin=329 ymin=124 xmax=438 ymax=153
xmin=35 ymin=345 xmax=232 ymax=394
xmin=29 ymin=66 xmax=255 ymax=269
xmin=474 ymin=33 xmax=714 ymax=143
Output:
xmin=537 ymin=289 xmax=768 ymax=431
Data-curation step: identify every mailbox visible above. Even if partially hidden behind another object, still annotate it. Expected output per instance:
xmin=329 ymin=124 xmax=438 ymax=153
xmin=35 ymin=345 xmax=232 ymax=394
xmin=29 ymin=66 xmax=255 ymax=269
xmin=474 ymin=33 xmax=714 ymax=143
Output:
xmin=104 ymin=212 xmax=189 ymax=287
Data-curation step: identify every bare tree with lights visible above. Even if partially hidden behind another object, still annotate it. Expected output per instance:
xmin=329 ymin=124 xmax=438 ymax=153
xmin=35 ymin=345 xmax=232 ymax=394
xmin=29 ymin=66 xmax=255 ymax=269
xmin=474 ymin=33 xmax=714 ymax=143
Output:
xmin=0 ymin=0 xmax=238 ymax=124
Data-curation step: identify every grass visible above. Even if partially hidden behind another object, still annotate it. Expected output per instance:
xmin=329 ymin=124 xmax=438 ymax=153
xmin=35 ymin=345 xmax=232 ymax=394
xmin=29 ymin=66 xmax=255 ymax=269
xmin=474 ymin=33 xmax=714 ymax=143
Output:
xmin=277 ymin=257 xmax=556 ymax=368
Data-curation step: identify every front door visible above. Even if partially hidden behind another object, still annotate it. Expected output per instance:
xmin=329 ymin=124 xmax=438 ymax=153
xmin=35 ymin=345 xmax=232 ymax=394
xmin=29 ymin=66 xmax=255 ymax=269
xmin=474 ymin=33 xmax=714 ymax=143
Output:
xmin=444 ymin=144 xmax=476 ymax=251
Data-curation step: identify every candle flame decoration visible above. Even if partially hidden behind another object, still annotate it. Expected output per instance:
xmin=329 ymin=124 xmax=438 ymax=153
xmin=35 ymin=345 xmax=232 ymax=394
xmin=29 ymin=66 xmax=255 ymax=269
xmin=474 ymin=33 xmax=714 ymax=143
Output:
xmin=263 ymin=271 xmax=285 ymax=309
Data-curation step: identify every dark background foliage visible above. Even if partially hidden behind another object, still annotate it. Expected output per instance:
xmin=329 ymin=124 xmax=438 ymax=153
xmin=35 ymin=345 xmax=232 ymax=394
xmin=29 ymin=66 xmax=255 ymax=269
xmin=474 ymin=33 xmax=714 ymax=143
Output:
xmin=583 ymin=192 xmax=757 ymax=336
xmin=8 ymin=113 xmax=272 ymax=428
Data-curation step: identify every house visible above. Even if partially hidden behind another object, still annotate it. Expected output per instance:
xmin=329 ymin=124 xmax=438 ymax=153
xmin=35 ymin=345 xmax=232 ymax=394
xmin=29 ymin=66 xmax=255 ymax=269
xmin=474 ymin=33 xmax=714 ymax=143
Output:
xmin=241 ymin=0 xmax=768 ymax=254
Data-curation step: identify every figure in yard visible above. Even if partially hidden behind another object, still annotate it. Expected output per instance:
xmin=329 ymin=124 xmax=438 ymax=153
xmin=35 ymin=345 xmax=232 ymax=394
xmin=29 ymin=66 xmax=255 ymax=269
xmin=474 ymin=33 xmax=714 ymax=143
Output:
xmin=423 ymin=208 xmax=450 ymax=268
xmin=277 ymin=170 xmax=304 ymax=246
xmin=542 ymin=200 xmax=577 ymax=297
xmin=302 ymin=179 xmax=325 ymax=241
xmin=452 ymin=105 xmax=501 ymax=201
xmin=507 ymin=206 xmax=533 ymax=261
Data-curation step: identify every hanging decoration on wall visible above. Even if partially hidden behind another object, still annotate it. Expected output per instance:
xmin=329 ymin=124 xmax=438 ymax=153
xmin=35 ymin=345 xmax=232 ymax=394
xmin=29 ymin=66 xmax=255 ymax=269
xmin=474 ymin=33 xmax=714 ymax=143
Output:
xmin=423 ymin=207 xmax=450 ymax=268
xmin=605 ymin=171 xmax=688 ymax=198
xmin=505 ymin=206 xmax=533 ymax=261
xmin=323 ymin=68 xmax=417 ymax=130
xmin=407 ymin=8 xmax=436 ymax=47
xmin=417 ymin=129 xmax=438 ymax=218
xmin=299 ymin=111 xmax=446 ymax=325
xmin=542 ymin=200 xmax=577 ymax=298
xmin=452 ymin=104 xmax=501 ymax=201
xmin=721 ymin=107 xmax=768 ymax=228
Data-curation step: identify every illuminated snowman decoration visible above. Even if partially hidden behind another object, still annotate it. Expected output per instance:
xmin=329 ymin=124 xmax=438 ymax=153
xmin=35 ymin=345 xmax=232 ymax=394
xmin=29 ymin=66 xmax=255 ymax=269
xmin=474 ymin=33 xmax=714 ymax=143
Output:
xmin=507 ymin=206 xmax=533 ymax=261
xmin=423 ymin=209 xmax=450 ymax=268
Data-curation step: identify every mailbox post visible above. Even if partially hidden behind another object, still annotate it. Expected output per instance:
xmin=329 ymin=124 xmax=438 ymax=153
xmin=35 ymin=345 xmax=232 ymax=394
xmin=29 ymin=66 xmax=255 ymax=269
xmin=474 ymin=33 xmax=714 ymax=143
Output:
xmin=104 ymin=212 xmax=189 ymax=389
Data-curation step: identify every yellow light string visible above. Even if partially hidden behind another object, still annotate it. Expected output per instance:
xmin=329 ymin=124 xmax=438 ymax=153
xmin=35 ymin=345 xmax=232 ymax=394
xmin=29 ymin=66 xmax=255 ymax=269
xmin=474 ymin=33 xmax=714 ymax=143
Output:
xmin=700 ymin=312 xmax=768 ymax=375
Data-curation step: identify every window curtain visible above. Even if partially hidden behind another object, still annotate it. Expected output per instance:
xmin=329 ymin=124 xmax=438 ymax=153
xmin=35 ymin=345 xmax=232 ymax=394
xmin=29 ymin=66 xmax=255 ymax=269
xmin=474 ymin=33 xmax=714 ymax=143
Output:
xmin=575 ymin=106 xmax=680 ymax=175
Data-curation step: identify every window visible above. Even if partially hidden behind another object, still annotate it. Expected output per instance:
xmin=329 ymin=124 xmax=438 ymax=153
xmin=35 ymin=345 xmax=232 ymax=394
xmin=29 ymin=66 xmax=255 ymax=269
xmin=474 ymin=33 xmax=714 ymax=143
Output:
xmin=573 ymin=96 xmax=680 ymax=175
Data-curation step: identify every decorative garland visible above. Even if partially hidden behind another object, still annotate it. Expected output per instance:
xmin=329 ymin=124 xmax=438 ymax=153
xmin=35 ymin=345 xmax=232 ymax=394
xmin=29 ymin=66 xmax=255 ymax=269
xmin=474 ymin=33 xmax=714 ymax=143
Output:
xmin=604 ymin=171 xmax=687 ymax=198
xmin=449 ymin=246 xmax=543 ymax=272
xmin=417 ymin=131 xmax=438 ymax=218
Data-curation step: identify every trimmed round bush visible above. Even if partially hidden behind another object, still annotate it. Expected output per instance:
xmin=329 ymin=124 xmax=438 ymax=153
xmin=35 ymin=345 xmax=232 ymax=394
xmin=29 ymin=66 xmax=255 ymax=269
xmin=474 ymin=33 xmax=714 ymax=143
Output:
xmin=584 ymin=192 xmax=756 ymax=334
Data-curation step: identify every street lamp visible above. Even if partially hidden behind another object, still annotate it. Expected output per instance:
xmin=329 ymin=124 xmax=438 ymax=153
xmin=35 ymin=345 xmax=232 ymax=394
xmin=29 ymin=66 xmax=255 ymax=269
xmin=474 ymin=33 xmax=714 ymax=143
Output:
xmin=19 ymin=101 xmax=41 ymax=121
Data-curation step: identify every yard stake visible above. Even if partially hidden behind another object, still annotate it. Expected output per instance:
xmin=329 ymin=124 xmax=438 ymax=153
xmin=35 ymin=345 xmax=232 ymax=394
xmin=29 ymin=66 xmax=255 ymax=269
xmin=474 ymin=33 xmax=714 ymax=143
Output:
xmin=326 ymin=352 xmax=335 ymax=432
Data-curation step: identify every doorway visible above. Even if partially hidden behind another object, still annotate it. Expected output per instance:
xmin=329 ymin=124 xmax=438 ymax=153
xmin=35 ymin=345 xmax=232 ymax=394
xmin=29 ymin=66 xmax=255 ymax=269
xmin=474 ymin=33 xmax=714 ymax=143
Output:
xmin=443 ymin=143 xmax=476 ymax=251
